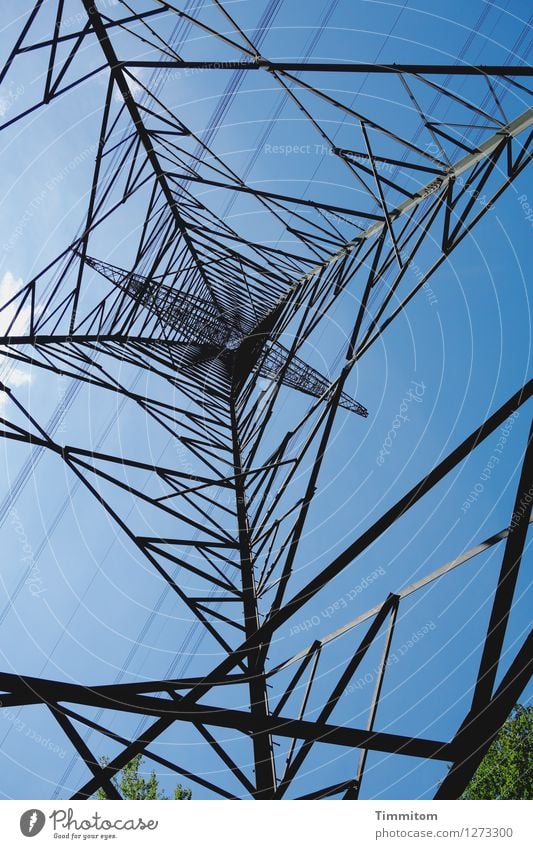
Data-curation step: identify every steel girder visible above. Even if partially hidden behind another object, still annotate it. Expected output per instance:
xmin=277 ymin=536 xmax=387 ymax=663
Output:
xmin=0 ymin=0 xmax=531 ymax=801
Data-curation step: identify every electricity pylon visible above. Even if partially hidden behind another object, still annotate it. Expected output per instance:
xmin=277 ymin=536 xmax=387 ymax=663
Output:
xmin=82 ymin=253 xmax=368 ymax=416
xmin=0 ymin=1 xmax=531 ymax=800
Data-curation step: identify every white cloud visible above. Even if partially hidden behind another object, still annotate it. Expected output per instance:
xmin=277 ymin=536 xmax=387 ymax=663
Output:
xmin=96 ymin=65 xmax=145 ymax=106
xmin=7 ymin=367 xmax=32 ymax=387
xmin=114 ymin=71 xmax=145 ymax=104
xmin=0 ymin=270 xmax=35 ymax=396
xmin=0 ymin=270 xmax=31 ymax=336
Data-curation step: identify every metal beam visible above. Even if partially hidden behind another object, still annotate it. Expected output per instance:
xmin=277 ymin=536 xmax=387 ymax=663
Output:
xmin=230 ymin=387 xmax=277 ymax=798
xmin=288 ymin=108 xmax=533 ymax=294
xmin=123 ymin=61 xmax=533 ymax=76
xmin=471 ymin=422 xmax=533 ymax=711
xmin=435 ymin=630 xmax=533 ymax=799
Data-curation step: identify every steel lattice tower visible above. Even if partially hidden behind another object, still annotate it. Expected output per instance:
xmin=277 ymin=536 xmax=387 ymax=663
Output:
xmin=0 ymin=1 xmax=531 ymax=801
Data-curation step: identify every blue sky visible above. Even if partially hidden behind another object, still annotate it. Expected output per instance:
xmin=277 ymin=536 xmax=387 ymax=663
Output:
xmin=0 ymin=0 xmax=531 ymax=800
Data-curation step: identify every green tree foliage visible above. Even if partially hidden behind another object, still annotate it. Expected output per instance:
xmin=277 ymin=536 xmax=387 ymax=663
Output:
xmin=96 ymin=754 xmax=192 ymax=800
xmin=461 ymin=704 xmax=532 ymax=800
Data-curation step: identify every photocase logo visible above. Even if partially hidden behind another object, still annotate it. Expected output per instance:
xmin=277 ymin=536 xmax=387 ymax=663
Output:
xmin=20 ymin=809 xmax=46 ymax=837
